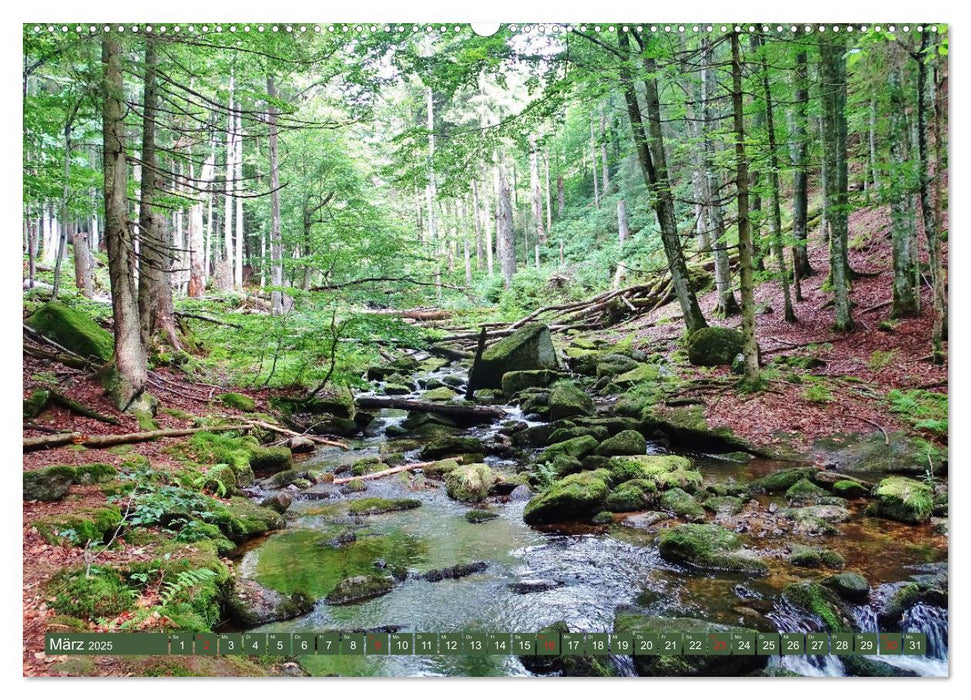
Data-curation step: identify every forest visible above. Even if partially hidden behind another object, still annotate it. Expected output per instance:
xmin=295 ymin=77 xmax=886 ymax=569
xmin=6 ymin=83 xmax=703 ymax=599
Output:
xmin=23 ymin=23 xmax=948 ymax=678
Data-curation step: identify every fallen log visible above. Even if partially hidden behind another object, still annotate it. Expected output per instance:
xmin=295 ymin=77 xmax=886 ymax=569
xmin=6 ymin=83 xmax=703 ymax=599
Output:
xmin=243 ymin=419 xmax=348 ymax=449
xmin=359 ymin=308 xmax=453 ymax=321
xmin=424 ymin=344 xmax=472 ymax=361
xmin=354 ymin=396 xmax=505 ymax=423
xmin=24 ymin=425 xmax=248 ymax=453
xmin=332 ymin=457 xmax=464 ymax=485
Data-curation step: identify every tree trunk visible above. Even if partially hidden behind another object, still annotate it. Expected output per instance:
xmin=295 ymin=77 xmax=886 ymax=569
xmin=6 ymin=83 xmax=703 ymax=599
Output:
xmin=224 ymin=75 xmax=235 ymax=283
xmin=556 ymin=175 xmax=565 ymax=216
xmin=730 ymin=33 xmax=761 ymax=385
xmin=73 ymin=228 xmax=94 ymax=298
xmin=234 ymin=109 xmax=245 ymax=289
xmin=888 ymin=56 xmax=919 ymax=318
xmin=188 ymin=149 xmax=215 ymax=297
xmin=590 ymin=116 xmax=600 ymax=209
xmin=497 ymin=160 xmax=515 ymax=288
xmin=756 ymin=34 xmax=796 ymax=323
xmin=618 ymin=32 xmax=707 ymax=332
xmin=267 ymin=76 xmax=288 ymax=315
xmin=472 ymin=179 xmax=484 ymax=269
xmin=528 ymin=134 xmax=545 ymax=248
xmin=600 ymin=106 xmax=611 ymax=194
xmin=789 ymin=46 xmax=814 ymax=285
xmin=544 ymin=148 xmax=553 ymax=233
xmin=918 ymin=29 xmax=947 ymax=362
xmin=102 ymin=36 xmax=147 ymax=409
xmin=51 ymin=114 xmax=75 ymax=301
xmin=701 ymin=37 xmax=740 ymax=317
xmin=819 ymin=34 xmax=855 ymax=332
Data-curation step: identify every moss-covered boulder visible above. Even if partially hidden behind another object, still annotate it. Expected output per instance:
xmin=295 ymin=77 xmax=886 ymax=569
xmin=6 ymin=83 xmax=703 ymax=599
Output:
xmin=823 ymin=572 xmax=870 ymax=603
xmin=248 ymin=445 xmax=292 ymax=473
xmin=213 ymin=498 xmax=286 ymax=543
xmin=871 ymin=477 xmax=934 ymax=524
xmin=703 ymin=496 xmax=744 ymax=516
xmin=468 ymin=324 xmax=559 ymax=392
xmin=422 ymin=386 xmax=457 ymax=402
xmin=23 ymin=465 xmax=76 ymax=501
xmin=445 ymin=464 xmax=497 ymax=503
xmin=658 ymin=523 xmax=768 ymax=575
xmin=419 ymin=435 xmax=485 ymax=461
xmin=789 ymin=545 xmax=823 ymax=568
xmin=613 ymin=363 xmax=661 ymax=386
xmin=782 ymin=582 xmax=852 ymax=632
xmin=595 ymin=354 xmax=640 ymax=378
xmin=27 ymin=302 xmax=113 ymax=362
xmin=548 ymin=381 xmax=595 ymax=420
xmin=659 ymin=488 xmax=706 ymax=522
xmin=785 ymin=478 xmax=831 ymax=505
xmin=225 ymin=578 xmax=314 ymax=627
xmin=23 ymin=389 xmax=51 ymax=420
xmin=523 ymin=469 xmax=610 ymax=525
xmin=501 ymin=369 xmax=560 ymax=398
xmin=465 ymin=509 xmax=500 ymax=524
xmin=547 ymin=425 xmax=609 ymax=445
xmin=596 ymin=429 xmax=647 ymax=457
xmin=325 ymin=575 xmax=395 ymax=605
xmin=347 ymin=498 xmax=422 ymax=515
xmin=614 ymin=611 xmax=767 ymax=676
xmin=46 ymin=567 xmax=135 ymax=619
xmin=831 ymin=479 xmax=870 ymax=499
xmin=606 ymin=454 xmax=692 ymax=487
xmin=74 ymin=462 xmax=116 ymax=484
xmin=421 ymin=458 xmax=461 ymax=479
xmin=686 ymin=326 xmax=745 ymax=367
xmin=538 ymin=435 xmax=599 ymax=465
xmin=749 ymin=467 xmax=821 ymax=494
xmin=217 ymin=392 xmax=256 ymax=412
xmin=33 ymin=506 xmax=123 ymax=546
xmin=606 ymin=479 xmax=658 ymax=512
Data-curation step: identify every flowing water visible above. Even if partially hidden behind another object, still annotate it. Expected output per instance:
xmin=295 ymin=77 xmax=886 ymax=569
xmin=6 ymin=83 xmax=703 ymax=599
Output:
xmin=240 ymin=368 xmax=948 ymax=677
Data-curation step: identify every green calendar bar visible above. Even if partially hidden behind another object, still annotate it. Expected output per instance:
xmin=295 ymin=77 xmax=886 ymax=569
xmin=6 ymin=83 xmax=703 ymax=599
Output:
xmin=537 ymin=630 xmax=561 ymax=656
xmin=708 ymin=633 xmax=731 ymax=656
xmin=341 ymin=633 xmax=366 ymax=655
xmin=880 ymin=633 xmax=903 ymax=655
xmin=243 ymin=633 xmax=266 ymax=655
xmin=487 ymin=633 xmax=511 ymax=655
xmin=45 ymin=633 xmax=169 ymax=656
xmin=903 ymin=633 xmax=928 ymax=656
xmin=219 ymin=633 xmax=243 ymax=655
xmin=316 ymin=632 xmax=341 ymax=655
xmin=293 ymin=633 xmax=316 ymax=654
xmin=195 ymin=633 xmax=218 ymax=656
xmin=367 ymin=633 xmax=389 ymax=655
xmin=584 ymin=633 xmax=609 ymax=656
xmin=390 ymin=633 xmax=414 ymax=655
xmin=513 ymin=633 xmax=537 ymax=655
xmin=806 ymin=633 xmax=829 ymax=656
xmin=633 ymin=632 xmax=661 ymax=655
xmin=170 ymin=633 xmax=193 ymax=655
xmin=855 ymin=633 xmax=879 ymax=655
xmin=464 ymin=633 xmax=489 ymax=656
xmin=781 ymin=633 xmax=805 ymax=656
xmin=562 ymin=633 xmax=586 ymax=655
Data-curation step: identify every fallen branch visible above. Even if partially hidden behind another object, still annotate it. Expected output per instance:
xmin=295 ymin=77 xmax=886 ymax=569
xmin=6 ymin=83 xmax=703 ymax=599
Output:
xmin=854 ymin=416 xmax=890 ymax=445
xmin=354 ymin=396 xmax=505 ymax=423
xmin=175 ymin=311 xmax=244 ymax=329
xmin=24 ymin=425 xmax=248 ymax=453
xmin=50 ymin=392 xmax=121 ymax=425
xmin=332 ymin=457 xmax=464 ymax=485
xmin=243 ymin=419 xmax=348 ymax=449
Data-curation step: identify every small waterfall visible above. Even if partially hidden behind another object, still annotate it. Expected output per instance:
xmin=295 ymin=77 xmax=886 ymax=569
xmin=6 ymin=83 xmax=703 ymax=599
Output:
xmin=767 ymin=600 xmax=844 ymax=677
xmin=610 ymin=654 xmax=638 ymax=677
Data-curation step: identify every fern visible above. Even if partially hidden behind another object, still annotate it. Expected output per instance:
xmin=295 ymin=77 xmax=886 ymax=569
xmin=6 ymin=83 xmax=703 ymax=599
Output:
xmin=159 ymin=569 xmax=217 ymax=607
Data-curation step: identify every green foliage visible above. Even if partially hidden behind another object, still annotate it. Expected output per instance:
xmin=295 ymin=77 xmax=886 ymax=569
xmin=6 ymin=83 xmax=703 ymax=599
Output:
xmin=159 ymin=568 xmax=218 ymax=608
xmin=867 ymin=349 xmax=898 ymax=370
xmin=48 ymin=567 xmax=135 ymax=620
xmin=802 ymin=383 xmax=834 ymax=404
xmin=887 ymin=389 xmax=947 ymax=436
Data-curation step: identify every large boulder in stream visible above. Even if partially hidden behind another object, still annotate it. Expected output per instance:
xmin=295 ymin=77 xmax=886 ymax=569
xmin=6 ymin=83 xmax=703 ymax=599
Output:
xmin=501 ymin=369 xmax=560 ymax=397
xmin=325 ymin=575 xmax=396 ymax=605
xmin=444 ymin=464 xmax=498 ymax=503
xmin=225 ymin=578 xmax=314 ymax=627
xmin=27 ymin=302 xmax=114 ymax=362
xmin=614 ymin=611 xmax=767 ymax=676
xmin=467 ymin=324 xmax=559 ymax=392
xmin=548 ymin=381 xmax=595 ymax=420
xmin=658 ymin=523 xmax=768 ymax=575
xmin=870 ymin=476 xmax=934 ymax=524
xmin=523 ymin=469 xmax=610 ymax=524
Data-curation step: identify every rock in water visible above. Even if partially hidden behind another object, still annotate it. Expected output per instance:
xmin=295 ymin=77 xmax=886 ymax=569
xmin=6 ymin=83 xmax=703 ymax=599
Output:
xmin=444 ymin=463 xmax=498 ymax=503
xmin=508 ymin=579 xmax=562 ymax=594
xmin=468 ymin=324 xmax=559 ymax=392
xmin=523 ymin=470 xmax=610 ymax=524
xmin=548 ymin=381 xmax=595 ymax=420
xmin=325 ymin=575 xmax=395 ymax=605
xmin=421 ymin=561 xmax=488 ymax=582
xmin=870 ymin=476 xmax=934 ymax=524
xmin=260 ymin=492 xmax=292 ymax=514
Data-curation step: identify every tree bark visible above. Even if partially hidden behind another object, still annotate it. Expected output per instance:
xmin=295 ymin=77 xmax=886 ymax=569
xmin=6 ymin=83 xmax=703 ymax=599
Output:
xmin=234 ymin=108 xmax=245 ymax=289
xmin=819 ymin=34 xmax=855 ymax=332
xmin=590 ymin=116 xmax=600 ymax=208
xmin=600 ymin=106 xmax=611 ymax=194
xmin=267 ymin=76 xmax=288 ymax=315
xmin=224 ymin=75 xmax=235 ymax=285
xmin=528 ymin=134 xmax=545 ymax=247
xmin=730 ymin=33 xmax=761 ymax=385
xmin=888 ymin=55 xmax=919 ymax=318
xmin=789 ymin=45 xmax=814 ymax=284
xmin=72 ymin=229 xmax=94 ymax=298
xmin=102 ymin=36 xmax=147 ymax=409
xmin=497 ymin=160 xmax=515 ymax=288
xmin=188 ymin=148 xmax=215 ymax=297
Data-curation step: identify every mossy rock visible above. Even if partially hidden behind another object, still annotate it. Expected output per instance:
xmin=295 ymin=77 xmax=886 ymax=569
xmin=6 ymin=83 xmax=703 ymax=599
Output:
xmin=347 ymin=497 xmax=422 ymax=515
xmin=749 ymin=467 xmax=821 ymax=494
xmin=822 ymin=572 xmax=870 ymax=603
xmin=686 ymin=326 xmax=745 ymax=367
xmin=879 ymin=583 xmax=922 ymax=626
xmin=34 ymin=506 xmax=123 ymax=546
xmin=74 ymin=462 xmax=116 ymax=485
xmin=655 ymin=470 xmax=703 ymax=493
xmin=605 ymin=479 xmax=657 ymax=512
xmin=27 ymin=302 xmax=113 ymax=361
xmin=212 ymin=498 xmax=285 ymax=543
xmin=782 ymin=582 xmax=852 ymax=632
xmin=248 ymin=445 xmax=292 ymax=473
xmin=342 ymin=479 xmax=367 ymax=493
xmin=785 ymin=478 xmax=830 ymax=505
xmin=789 ymin=545 xmax=822 ymax=568
xmin=613 ymin=363 xmax=661 ymax=386
xmin=421 ymin=458 xmax=461 ymax=479
xmin=614 ymin=611 xmax=766 ymax=676
xmin=547 ymin=425 xmax=609 ymax=444
xmin=217 ymin=392 xmax=256 ymax=412
xmin=501 ymin=369 xmax=560 ymax=397
xmin=606 ymin=454 xmax=693 ymax=488
xmin=468 ymin=324 xmax=559 ymax=392
xmin=519 ymin=621 xmax=615 ymax=676
xmin=46 ymin=567 xmax=135 ymax=619
xmin=871 ymin=477 xmax=933 ymax=524
xmin=383 ymin=383 xmax=413 ymax=396
xmin=548 ymin=380 xmax=595 ymax=421
xmin=780 ymin=506 xmax=847 ymax=535
xmin=422 ymin=386 xmax=457 ymax=402
xmin=591 ymin=510 xmax=614 ymax=524
xmin=596 ymin=429 xmax=647 ymax=457
xmin=419 ymin=435 xmax=485 ymax=461
xmin=538 ymin=435 xmax=599 ymax=465
xmin=842 ymin=656 xmax=919 ymax=677
xmin=444 ymin=463 xmax=498 ymax=503
xmin=465 ymin=509 xmax=500 ymax=524
xmin=224 ymin=578 xmax=315 ymax=628
xmin=325 ymin=575 xmax=395 ymax=605
xmin=658 ymin=523 xmax=768 ymax=575
xmin=549 ymin=454 xmax=583 ymax=477
xmin=831 ymin=479 xmax=870 ymax=499
xmin=703 ymin=495 xmax=744 ymax=516
xmin=419 ymin=356 xmax=449 ymax=373
xmin=523 ymin=469 xmax=610 ymax=525
xmin=659 ymin=488 xmax=706 ymax=522
xmin=23 ymin=465 xmax=76 ymax=501
xmin=595 ymin=354 xmax=640 ymax=378
xmin=820 ymin=549 xmax=846 ymax=569
xmin=24 ymin=389 xmax=51 ymax=419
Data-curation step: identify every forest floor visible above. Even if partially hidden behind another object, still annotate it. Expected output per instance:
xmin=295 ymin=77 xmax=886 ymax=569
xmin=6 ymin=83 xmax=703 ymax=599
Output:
xmin=22 ymin=200 xmax=947 ymax=677
xmin=597 ymin=202 xmax=948 ymax=455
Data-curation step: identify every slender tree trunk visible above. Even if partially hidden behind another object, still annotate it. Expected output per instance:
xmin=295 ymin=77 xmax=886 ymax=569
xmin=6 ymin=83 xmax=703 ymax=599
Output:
xmin=918 ymin=30 xmax=947 ymax=362
xmin=819 ymin=34 xmax=854 ymax=332
xmin=267 ymin=76 xmax=287 ymax=315
xmin=425 ymin=86 xmax=440 ymax=298
xmin=472 ymin=179 xmax=484 ymax=269
xmin=600 ymin=106 xmax=611 ymax=194
xmin=234 ymin=109 xmax=244 ymax=289
xmin=52 ymin=111 xmax=76 ymax=301
xmin=618 ymin=31 xmax=706 ymax=332
xmin=544 ymin=149 xmax=553 ymax=233
xmin=27 ymin=210 xmax=38 ymax=288
xmin=224 ymin=75 xmax=235 ymax=284
xmin=528 ymin=134 xmax=545 ymax=248
xmin=757 ymin=34 xmax=796 ymax=322
xmin=590 ymin=117 xmax=600 ymax=208
xmin=72 ymin=228 xmax=93 ymax=298
xmin=888 ymin=56 xmax=919 ymax=318
xmin=789 ymin=46 xmax=813 ymax=285
xmin=102 ymin=36 xmax=147 ymax=409
xmin=730 ymin=33 xmax=761 ymax=384
xmin=701 ymin=37 xmax=740 ymax=317
xmin=614 ymin=198 xmax=629 ymax=288
xmin=868 ymin=98 xmax=881 ymax=196
xmin=497 ymin=161 xmax=515 ymax=288
xmin=556 ymin=175 xmax=565 ymax=216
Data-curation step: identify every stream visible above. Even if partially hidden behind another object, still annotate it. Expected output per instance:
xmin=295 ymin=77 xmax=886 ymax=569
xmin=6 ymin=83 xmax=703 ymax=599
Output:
xmin=238 ymin=363 xmax=948 ymax=678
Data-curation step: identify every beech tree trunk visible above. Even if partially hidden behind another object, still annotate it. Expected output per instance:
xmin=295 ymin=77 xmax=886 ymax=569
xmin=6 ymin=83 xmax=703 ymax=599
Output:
xmin=730 ymin=33 xmax=761 ymax=385
xmin=267 ymin=76 xmax=288 ymax=315
xmin=102 ymin=36 xmax=147 ymax=409
xmin=789 ymin=45 xmax=814 ymax=286
xmin=188 ymin=149 xmax=215 ymax=297
xmin=224 ymin=75 xmax=236 ymax=286
xmin=528 ymin=135 xmax=545 ymax=248
xmin=72 ymin=228 xmax=94 ymax=298
xmin=888 ymin=56 xmax=919 ymax=319
xmin=234 ymin=109 xmax=244 ymax=289
xmin=497 ymin=161 xmax=515 ymax=288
